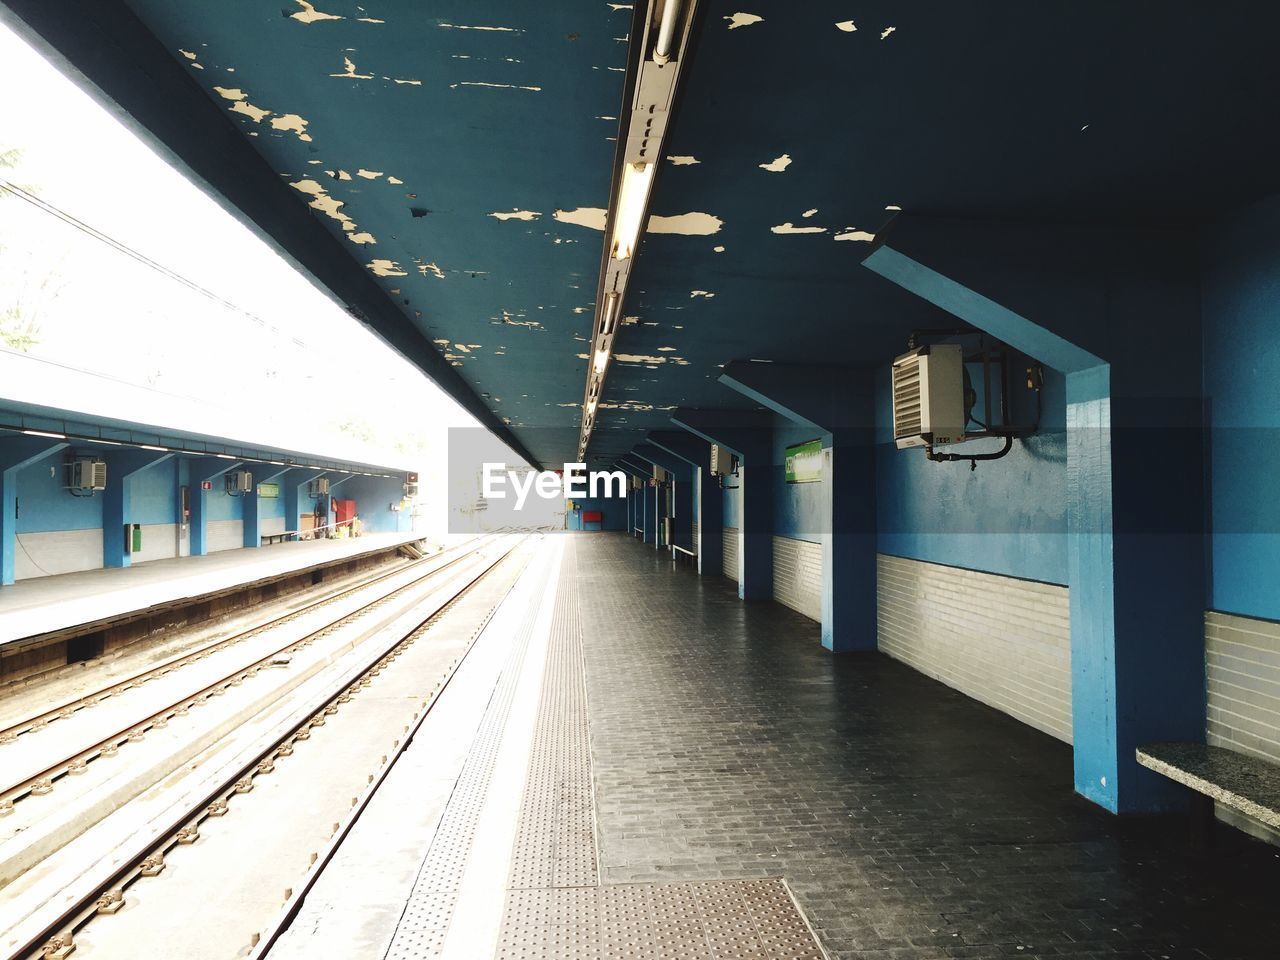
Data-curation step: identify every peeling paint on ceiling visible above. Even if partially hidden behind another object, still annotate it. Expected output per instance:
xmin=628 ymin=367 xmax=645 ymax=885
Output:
xmin=554 ymin=207 xmax=608 ymax=230
xmin=771 ymin=222 xmax=826 ymax=235
xmin=647 ymin=212 xmax=722 ymax=235
xmin=724 ymin=13 xmax=764 ymax=30
xmin=490 ymin=209 xmax=542 ymax=221
xmin=758 ymin=153 xmax=792 ymax=172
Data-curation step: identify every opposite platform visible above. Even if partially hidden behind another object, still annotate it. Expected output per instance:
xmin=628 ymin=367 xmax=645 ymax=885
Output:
xmin=0 ymin=531 xmax=425 ymax=646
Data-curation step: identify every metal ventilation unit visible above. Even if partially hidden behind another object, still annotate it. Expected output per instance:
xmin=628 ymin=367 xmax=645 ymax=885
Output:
xmin=68 ymin=459 xmax=107 ymax=493
xmin=709 ymin=444 xmax=736 ymax=476
xmin=891 ymin=344 xmax=966 ymax=449
xmin=310 ymin=477 xmax=330 ymax=498
xmin=226 ymin=470 xmax=253 ymax=495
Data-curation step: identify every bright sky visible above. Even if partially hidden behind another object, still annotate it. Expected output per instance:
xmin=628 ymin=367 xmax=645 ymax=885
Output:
xmin=0 ymin=22 xmax=522 ymax=507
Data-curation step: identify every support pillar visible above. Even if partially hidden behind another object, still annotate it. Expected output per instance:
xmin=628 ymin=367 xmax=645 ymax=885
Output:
xmin=634 ymin=443 xmax=694 ymax=553
xmin=101 ymin=450 xmax=174 ymax=568
xmin=243 ymin=468 xmax=288 ymax=548
xmin=718 ymin=363 xmax=877 ymax=651
xmin=283 ymin=468 xmax=325 ymax=539
xmin=670 ymin=410 xmax=773 ymax=600
xmin=188 ymin=457 xmax=243 ymax=557
xmin=863 ymin=214 xmax=1205 ymax=812
xmin=0 ymin=437 xmax=68 ymax=585
xmin=651 ymin=430 xmax=725 ymax=579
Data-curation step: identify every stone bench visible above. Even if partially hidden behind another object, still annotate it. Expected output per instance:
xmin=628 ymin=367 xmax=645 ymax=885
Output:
xmin=1136 ymin=742 xmax=1280 ymax=838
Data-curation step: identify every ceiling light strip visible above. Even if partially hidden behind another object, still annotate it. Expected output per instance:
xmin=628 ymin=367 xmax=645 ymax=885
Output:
xmin=577 ymin=0 xmax=699 ymax=460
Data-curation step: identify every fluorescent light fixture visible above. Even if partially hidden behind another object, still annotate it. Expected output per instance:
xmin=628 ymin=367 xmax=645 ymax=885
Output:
xmin=600 ymin=292 xmax=620 ymax=336
xmin=22 ymin=429 xmax=66 ymax=439
xmin=88 ymin=438 xmax=124 ymax=446
xmin=611 ymin=162 xmax=654 ymax=261
xmin=140 ymin=444 xmax=169 ymax=452
xmin=215 ymin=453 xmax=236 ymax=460
xmin=653 ymin=0 xmax=682 ymax=64
xmin=269 ymin=460 xmax=286 ymax=466
xmin=593 ymin=348 xmax=610 ymax=374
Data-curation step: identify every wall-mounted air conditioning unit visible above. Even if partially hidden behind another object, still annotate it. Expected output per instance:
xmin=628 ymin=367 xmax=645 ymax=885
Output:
xmin=311 ymin=477 xmax=330 ymax=497
xmin=652 ymin=464 xmax=669 ymax=483
xmin=403 ymin=482 xmax=419 ymax=498
xmin=226 ymin=470 xmax=253 ymax=494
xmin=710 ymin=444 xmax=735 ymax=476
xmin=631 ymin=475 xmax=643 ymax=490
xmin=68 ymin=459 xmax=107 ymax=492
xmin=891 ymin=344 xmax=966 ymax=449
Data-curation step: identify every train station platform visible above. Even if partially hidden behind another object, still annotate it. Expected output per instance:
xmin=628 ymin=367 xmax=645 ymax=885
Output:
xmin=267 ymin=533 xmax=1280 ymax=960
xmin=0 ymin=531 xmax=425 ymax=648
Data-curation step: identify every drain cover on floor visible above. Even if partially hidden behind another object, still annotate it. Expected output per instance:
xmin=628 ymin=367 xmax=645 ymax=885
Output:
xmin=495 ymin=878 xmax=826 ymax=960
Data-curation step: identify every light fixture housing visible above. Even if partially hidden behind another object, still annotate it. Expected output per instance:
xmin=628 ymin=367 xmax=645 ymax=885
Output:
xmin=611 ymin=162 xmax=655 ymax=261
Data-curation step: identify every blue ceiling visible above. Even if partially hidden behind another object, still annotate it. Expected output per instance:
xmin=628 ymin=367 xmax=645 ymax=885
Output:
xmin=6 ymin=1 xmax=1280 ymax=469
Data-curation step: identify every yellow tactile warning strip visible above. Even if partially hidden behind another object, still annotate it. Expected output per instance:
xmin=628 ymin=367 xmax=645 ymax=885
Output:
xmin=495 ymin=542 xmax=828 ymax=960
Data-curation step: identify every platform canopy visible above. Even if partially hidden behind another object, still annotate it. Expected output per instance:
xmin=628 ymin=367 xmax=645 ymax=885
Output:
xmin=6 ymin=1 xmax=1280 ymax=468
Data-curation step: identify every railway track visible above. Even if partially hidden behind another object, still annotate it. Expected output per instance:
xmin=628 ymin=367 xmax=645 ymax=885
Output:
xmin=0 ymin=537 xmax=486 ymax=748
xmin=2 ymin=533 xmax=530 ymax=960
xmin=0 ymin=536 xmax=500 ymax=814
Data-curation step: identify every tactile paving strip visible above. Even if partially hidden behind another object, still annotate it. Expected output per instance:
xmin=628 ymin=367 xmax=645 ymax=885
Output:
xmin=494 ymin=542 xmax=829 ymax=960
xmin=383 ymin=557 xmax=554 ymax=960
xmin=508 ymin=543 xmax=597 ymax=889
xmin=495 ymin=879 xmax=826 ymax=960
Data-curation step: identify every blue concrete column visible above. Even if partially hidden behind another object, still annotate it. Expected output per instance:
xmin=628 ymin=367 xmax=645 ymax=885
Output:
xmin=634 ymin=443 xmax=695 ymax=552
xmin=0 ymin=437 xmax=69 ymax=585
xmin=651 ymin=431 xmax=725 ymax=578
xmin=188 ymin=457 xmax=243 ymax=557
xmin=283 ymin=468 xmax=325 ymax=538
xmin=101 ymin=450 xmax=174 ymax=568
xmin=243 ymin=467 xmax=288 ymax=548
xmin=863 ymin=215 xmax=1206 ymax=813
xmin=719 ymin=363 xmax=877 ymax=650
xmin=643 ymin=482 xmax=658 ymax=546
xmin=671 ymin=410 xmax=773 ymax=600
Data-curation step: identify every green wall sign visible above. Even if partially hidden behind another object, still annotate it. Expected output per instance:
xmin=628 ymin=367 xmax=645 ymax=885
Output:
xmin=257 ymin=481 xmax=280 ymax=499
xmin=784 ymin=439 xmax=824 ymax=484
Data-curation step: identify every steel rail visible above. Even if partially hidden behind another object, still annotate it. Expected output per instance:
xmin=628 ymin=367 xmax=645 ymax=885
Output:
xmin=8 ymin=535 xmax=527 ymax=960
xmin=0 ymin=536 xmax=500 ymax=813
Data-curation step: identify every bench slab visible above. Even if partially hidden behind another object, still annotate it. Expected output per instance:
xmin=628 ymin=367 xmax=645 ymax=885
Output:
xmin=1137 ymin=742 xmax=1280 ymax=829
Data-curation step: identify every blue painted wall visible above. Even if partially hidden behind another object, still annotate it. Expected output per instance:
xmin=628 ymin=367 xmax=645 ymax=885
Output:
xmin=16 ymin=453 xmax=102 ymax=532
xmin=131 ymin=459 xmax=178 ymax=524
xmin=1203 ymin=194 xmax=1280 ymax=620
xmin=205 ymin=480 xmax=245 ymax=522
xmin=874 ymin=363 xmax=1069 ymax=585
xmin=337 ymin=475 xmax=409 ymax=533
xmin=771 ymin=417 xmax=824 ymax=543
xmin=566 ymin=495 xmax=626 ymax=531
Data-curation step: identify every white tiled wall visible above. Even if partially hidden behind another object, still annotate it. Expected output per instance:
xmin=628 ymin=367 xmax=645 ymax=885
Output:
xmin=14 ymin=529 xmax=103 ymax=580
xmin=1206 ymin=611 xmax=1280 ymax=765
xmin=773 ymin=536 xmax=821 ymax=622
xmin=722 ymin=527 xmax=739 ymax=582
xmin=206 ymin=520 xmax=245 ymax=554
xmin=877 ymin=554 xmax=1072 ymax=743
xmin=133 ymin=523 xmax=178 ymax=564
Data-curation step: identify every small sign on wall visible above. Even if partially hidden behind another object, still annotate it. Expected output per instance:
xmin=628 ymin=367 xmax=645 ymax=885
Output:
xmin=784 ymin=440 xmax=824 ymax=484
xmin=201 ymin=480 xmax=213 ymax=491
xmin=257 ymin=482 xmax=280 ymax=499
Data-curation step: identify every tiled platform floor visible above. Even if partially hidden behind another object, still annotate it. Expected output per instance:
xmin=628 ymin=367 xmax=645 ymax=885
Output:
xmin=577 ymin=534 xmax=1280 ymax=960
